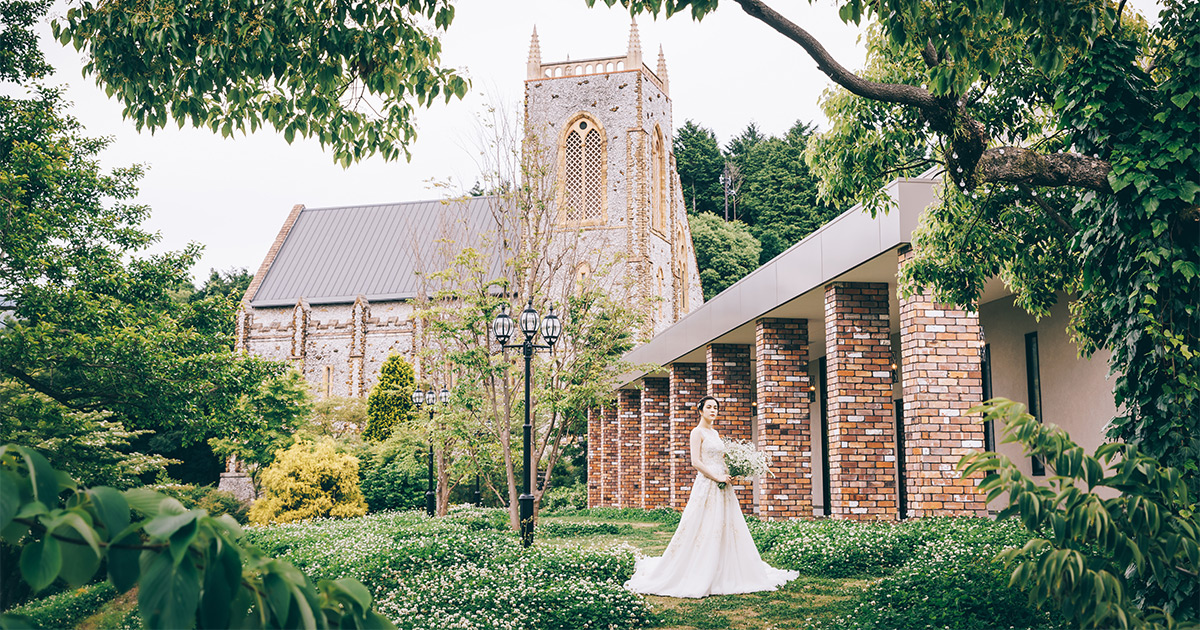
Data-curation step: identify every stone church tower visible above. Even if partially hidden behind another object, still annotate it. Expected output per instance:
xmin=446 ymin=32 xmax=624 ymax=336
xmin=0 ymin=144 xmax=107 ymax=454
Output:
xmin=524 ymin=22 xmax=702 ymax=336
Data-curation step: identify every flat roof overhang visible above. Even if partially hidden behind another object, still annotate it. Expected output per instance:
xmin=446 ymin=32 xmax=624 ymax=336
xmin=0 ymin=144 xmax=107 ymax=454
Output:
xmin=617 ymin=175 xmax=1014 ymax=388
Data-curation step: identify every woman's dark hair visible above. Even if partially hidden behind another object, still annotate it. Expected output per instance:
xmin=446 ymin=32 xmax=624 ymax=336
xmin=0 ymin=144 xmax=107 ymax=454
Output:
xmin=696 ymin=396 xmax=719 ymax=415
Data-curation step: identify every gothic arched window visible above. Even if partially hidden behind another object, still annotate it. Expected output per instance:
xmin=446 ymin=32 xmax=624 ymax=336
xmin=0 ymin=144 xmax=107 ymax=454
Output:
xmin=651 ymin=125 xmax=668 ymax=233
xmin=559 ymin=115 xmax=606 ymax=225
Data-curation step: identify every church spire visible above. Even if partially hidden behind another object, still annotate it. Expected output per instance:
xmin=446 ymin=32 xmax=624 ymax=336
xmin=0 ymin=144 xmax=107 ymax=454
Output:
xmin=527 ymin=26 xmax=542 ymax=79
xmin=656 ymin=44 xmax=669 ymax=95
xmin=626 ymin=19 xmax=643 ymax=69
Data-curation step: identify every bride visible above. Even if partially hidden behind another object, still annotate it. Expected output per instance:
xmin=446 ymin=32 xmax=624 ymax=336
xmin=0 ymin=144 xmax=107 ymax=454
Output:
xmin=624 ymin=396 xmax=799 ymax=598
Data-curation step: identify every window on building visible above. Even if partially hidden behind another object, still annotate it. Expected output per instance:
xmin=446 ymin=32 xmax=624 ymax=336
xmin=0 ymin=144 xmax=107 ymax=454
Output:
xmin=651 ymin=126 xmax=667 ymax=233
xmin=982 ymin=343 xmax=996 ymax=452
xmin=574 ymin=261 xmax=591 ymax=296
xmin=323 ymin=365 xmax=333 ymax=398
xmin=1025 ymin=332 xmax=1045 ymax=476
xmin=656 ymin=267 xmax=665 ymax=321
xmin=561 ymin=116 xmax=605 ymax=224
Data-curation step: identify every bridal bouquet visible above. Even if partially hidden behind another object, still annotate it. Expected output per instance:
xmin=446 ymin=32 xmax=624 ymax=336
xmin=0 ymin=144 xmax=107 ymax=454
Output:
xmin=718 ymin=439 xmax=771 ymax=489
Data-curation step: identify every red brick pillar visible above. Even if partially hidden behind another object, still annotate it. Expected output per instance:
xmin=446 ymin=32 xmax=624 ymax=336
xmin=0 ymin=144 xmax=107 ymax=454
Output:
xmin=707 ymin=344 xmax=754 ymax=514
xmin=898 ymin=249 xmax=988 ymax=517
xmin=617 ymin=389 xmax=642 ymax=508
xmin=669 ymin=363 xmax=706 ymax=509
xmin=824 ymin=282 xmax=898 ymax=521
xmin=755 ymin=318 xmax=813 ymax=520
xmin=601 ymin=405 xmax=618 ymax=506
xmin=587 ymin=407 xmax=601 ymax=508
xmin=641 ymin=378 xmax=671 ymax=509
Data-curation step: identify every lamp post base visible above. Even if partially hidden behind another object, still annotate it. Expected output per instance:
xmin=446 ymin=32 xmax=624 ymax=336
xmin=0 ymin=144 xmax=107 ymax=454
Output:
xmin=425 ymin=491 xmax=436 ymax=517
xmin=519 ymin=493 xmax=535 ymax=547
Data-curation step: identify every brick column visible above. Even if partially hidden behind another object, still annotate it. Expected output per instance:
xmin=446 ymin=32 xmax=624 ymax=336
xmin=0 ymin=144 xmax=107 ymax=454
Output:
xmin=587 ymin=407 xmax=601 ymax=508
xmin=824 ymin=282 xmax=898 ymax=521
xmin=617 ymin=389 xmax=643 ymax=508
xmin=641 ymin=378 xmax=671 ymax=509
xmin=707 ymin=344 xmax=754 ymax=514
xmin=669 ymin=363 xmax=706 ymax=510
xmin=601 ymin=405 xmax=618 ymax=506
xmin=755 ymin=318 xmax=813 ymax=520
xmin=898 ymin=249 xmax=989 ymax=517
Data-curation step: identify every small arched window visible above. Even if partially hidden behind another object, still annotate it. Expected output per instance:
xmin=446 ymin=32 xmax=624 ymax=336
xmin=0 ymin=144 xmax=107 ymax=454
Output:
xmin=651 ymin=125 xmax=668 ymax=233
xmin=656 ymin=267 xmax=665 ymax=321
xmin=560 ymin=115 xmax=606 ymax=225
xmin=574 ymin=261 xmax=592 ymax=296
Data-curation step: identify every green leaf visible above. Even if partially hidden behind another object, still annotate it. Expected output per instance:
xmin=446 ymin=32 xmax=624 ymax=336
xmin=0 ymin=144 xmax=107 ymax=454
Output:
xmin=87 ymin=487 xmax=131 ymax=539
xmin=107 ymin=531 xmax=142 ymax=593
xmin=0 ymin=472 xmax=19 ymax=531
xmin=14 ymin=447 xmax=59 ymax=509
xmin=198 ymin=539 xmax=239 ymax=629
xmin=168 ymin=517 xmax=199 ymax=562
xmin=58 ymin=525 xmax=103 ymax=586
xmin=144 ymin=510 xmax=199 ymax=541
xmin=20 ymin=537 xmax=61 ymax=592
xmin=139 ymin=549 xmax=202 ymax=630
xmin=1169 ymin=91 xmax=1194 ymax=109
xmin=125 ymin=487 xmax=167 ymax=517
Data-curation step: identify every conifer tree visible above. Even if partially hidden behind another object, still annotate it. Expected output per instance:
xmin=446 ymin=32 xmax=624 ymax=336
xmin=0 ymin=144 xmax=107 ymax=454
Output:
xmin=363 ymin=354 xmax=416 ymax=442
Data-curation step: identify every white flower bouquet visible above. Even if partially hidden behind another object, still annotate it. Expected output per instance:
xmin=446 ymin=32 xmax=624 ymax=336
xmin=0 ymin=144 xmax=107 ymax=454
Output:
xmin=719 ymin=439 xmax=771 ymax=489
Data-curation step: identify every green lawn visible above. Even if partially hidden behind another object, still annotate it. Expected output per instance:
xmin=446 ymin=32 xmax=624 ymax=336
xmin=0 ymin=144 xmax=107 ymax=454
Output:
xmin=4 ymin=507 xmax=1067 ymax=630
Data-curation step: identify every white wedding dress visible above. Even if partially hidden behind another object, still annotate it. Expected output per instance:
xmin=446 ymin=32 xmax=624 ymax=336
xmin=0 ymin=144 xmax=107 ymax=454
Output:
xmin=624 ymin=426 xmax=799 ymax=598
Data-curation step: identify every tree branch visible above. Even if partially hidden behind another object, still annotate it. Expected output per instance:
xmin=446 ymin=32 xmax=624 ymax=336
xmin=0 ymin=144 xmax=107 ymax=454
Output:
xmin=731 ymin=0 xmax=937 ymax=109
xmin=732 ymin=0 xmax=1118 ymax=194
xmin=980 ymin=147 xmax=1112 ymax=194
xmin=1018 ymin=184 xmax=1078 ymax=237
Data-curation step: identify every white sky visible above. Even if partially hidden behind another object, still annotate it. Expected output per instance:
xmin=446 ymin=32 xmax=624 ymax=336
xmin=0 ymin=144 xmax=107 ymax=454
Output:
xmin=28 ymin=0 xmax=1160 ymax=284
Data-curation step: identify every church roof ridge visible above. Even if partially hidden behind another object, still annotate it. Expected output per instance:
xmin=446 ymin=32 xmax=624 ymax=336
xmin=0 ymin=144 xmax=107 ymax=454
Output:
xmin=301 ymin=195 xmax=500 ymax=213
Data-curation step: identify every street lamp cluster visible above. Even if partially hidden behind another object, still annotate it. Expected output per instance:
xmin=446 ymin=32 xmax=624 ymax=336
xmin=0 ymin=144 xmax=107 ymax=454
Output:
xmin=408 ymin=298 xmax=561 ymax=548
xmin=412 ymin=386 xmax=449 ymax=517
xmin=492 ymin=299 xmax=561 ymax=547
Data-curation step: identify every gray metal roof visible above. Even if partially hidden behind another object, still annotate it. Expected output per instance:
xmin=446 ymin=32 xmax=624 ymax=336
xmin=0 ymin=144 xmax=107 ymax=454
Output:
xmin=250 ymin=196 xmax=509 ymax=307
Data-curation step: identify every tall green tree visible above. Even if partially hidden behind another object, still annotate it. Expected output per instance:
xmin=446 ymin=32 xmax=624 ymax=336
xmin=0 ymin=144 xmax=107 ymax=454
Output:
xmin=673 ymin=120 xmax=725 ymax=215
xmin=737 ymin=121 xmax=840 ymax=263
xmin=191 ymin=268 xmax=254 ymax=305
xmin=688 ymin=212 xmax=761 ymax=299
xmin=364 ymin=354 xmax=416 ymax=442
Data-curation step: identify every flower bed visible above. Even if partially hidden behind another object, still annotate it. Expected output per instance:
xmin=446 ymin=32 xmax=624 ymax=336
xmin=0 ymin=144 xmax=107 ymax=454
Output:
xmin=243 ymin=510 xmax=651 ymax=630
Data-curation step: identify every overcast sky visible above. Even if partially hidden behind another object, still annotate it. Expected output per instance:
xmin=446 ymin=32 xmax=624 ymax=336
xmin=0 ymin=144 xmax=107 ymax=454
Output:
xmin=29 ymin=0 xmax=1159 ymax=284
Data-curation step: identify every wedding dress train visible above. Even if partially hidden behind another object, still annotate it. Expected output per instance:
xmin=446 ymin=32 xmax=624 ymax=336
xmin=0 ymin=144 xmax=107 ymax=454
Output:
xmin=624 ymin=427 xmax=799 ymax=598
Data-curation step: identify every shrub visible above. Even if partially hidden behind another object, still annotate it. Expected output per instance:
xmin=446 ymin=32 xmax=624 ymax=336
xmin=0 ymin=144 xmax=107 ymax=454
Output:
xmin=151 ymin=483 xmax=249 ymax=523
xmin=840 ymin=536 xmax=1067 ymax=630
xmin=2 ymin=582 xmax=117 ymax=629
xmin=248 ymin=438 xmax=368 ymax=525
xmin=961 ymin=400 xmax=1200 ymax=629
xmin=542 ymin=481 xmax=587 ymax=512
xmin=363 ymin=354 xmax=416 ymax=442
xmin=569 ymin=506 xmax=681 ymax=526
xmin=765 ymin=519 xmax=914 ymax=577
xmin=248 ymin=510 xmax=651 ymax=630
xmin=357 ymin=439 xmax=426 ymax=513
xmin=538 ymin=520 xmax=633 ymax=538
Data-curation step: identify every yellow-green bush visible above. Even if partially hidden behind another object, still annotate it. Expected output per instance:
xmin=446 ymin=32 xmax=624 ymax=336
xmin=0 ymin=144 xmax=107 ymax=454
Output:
xmin=249 ymin=438 xmax=368 ymax=525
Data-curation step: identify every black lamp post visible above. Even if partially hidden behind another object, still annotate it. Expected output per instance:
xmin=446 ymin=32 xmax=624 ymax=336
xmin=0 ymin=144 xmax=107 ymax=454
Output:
xmin=491 ymin=298 xmax=561 ymax=547
xmin=412 ymin=386 xmax=450 ymax=517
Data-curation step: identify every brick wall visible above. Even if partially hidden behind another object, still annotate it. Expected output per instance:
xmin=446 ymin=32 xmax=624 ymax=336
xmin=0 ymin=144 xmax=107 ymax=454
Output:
xmin=601 ymin=405 xmax=619 ymax=506
xmin=587 ymin=407 xmax=601 ymax=508
xmin=897 ymin=249 xmax=988 ymax=517
xmin=617 ymin=389 xmax=643 ymax=508
xmin=824 ymin=282 xmax=898 ymax=521
xmin=755 ymin=318 xmax=813 ymax=520
xmin=707 ymin=344 xmax=754 ymax=514
xmin=641 ymin=378 xmax=671 ymax=509
xmin=669 ymin=363 xmax=706 ymax=509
